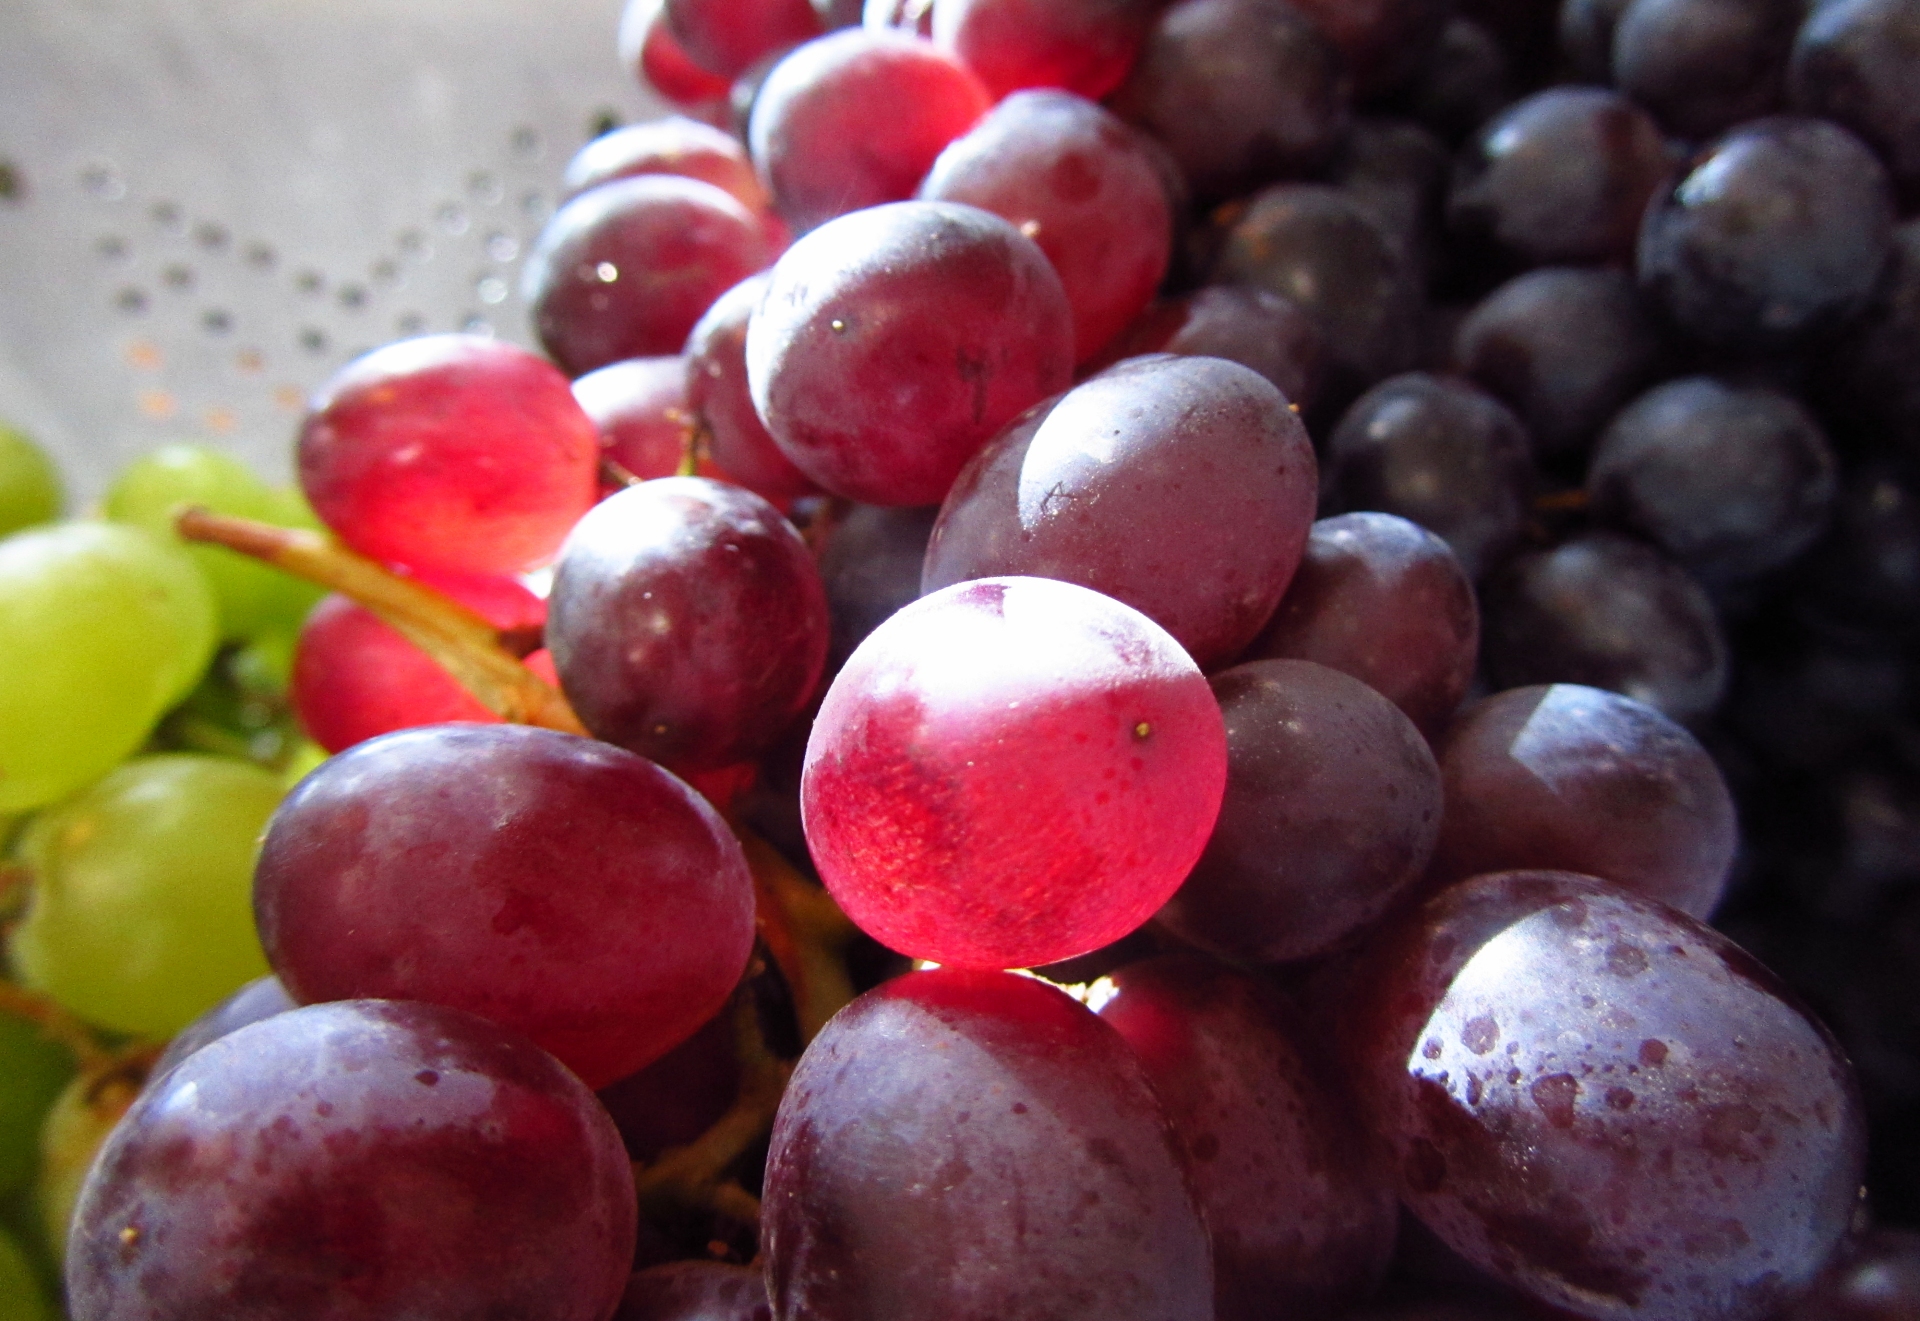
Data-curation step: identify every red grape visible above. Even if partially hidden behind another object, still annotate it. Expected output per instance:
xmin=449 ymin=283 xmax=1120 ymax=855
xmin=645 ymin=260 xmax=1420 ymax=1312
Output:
xmin=802 ymin=575 xmax=1226 ymax=968
xmin=665 ymin=0 xmax=823 ymax=79
xmin=683 ymin=274 xmax=820 ymax=508
xmin=297 ymin=335 xmax=600 ymax=576
xmin=931 ymin=0 xmax=1159 ymax=101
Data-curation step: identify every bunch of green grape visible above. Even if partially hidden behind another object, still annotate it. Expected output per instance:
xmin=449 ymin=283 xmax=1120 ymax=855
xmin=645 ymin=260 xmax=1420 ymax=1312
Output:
xmin=0 ymin=423 xmax=326 ymax=1318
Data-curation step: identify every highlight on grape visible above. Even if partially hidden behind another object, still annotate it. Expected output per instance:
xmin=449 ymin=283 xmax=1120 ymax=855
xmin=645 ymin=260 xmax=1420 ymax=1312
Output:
xmin=3 ymin=0 xmax=1919 ymax=1317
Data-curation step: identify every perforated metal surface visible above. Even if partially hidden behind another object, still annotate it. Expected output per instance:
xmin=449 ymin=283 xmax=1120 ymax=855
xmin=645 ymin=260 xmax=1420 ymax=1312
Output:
xmin=0 ymin=0 xmax=666 ymax=501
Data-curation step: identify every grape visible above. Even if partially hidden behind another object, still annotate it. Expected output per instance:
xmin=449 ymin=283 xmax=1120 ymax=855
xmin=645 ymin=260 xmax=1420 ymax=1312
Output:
xmin=0 ymin=1013 xmax=74 ymax=1198
xmin=148 ymin=974 xmax=297 ymax=1083
xmin=1285 ymin=0 xmax=1452 ymax=97
xmin=802 ymin=576 xmax=1226 ymax=969
xmin=924 ymin=354 xmax=1318 ymax=669
xmin=1404 ymin=18 xmax=1514 ymax=146
xmin=665 ymin=0 xmax=823 ymax=79
xmin=1790 ymin=0 xmax=1920 ymax=207
xmin=65 ymin=1000 xmax=636 ymax=1321
xmin=1637 ymin=116 xmax=1896 ymax=352
xmin=562 ymin=116 xmax=783 ymax=246
xmin=763 ymin=968 xmax=1212 ymax=1321
xmin=0 ymin=522 xmax=216 ymax=813
xmin=1108 ymin=0 xmax=1351 ymax=203
xmin=1340 ymin=871 xmax=1865 ymax=1321
xmin=105 ymin=443 xmax=324 ymax=642
xmin=1326 ymin=118 xmax=1450 ymax=282
xmin=1430 ymin=684 xmax=1739 ymax=917
xmin=523 ymin=176 xmax=776 ymax=378
xmin=932 ymin=0 xmax=1158 ymax=102
xmin=8 ymin=754 xmax=280 ymax=1037
xmin=0 ymin=423 xmax=61 ymax=538
xmin=1096 ymin=284 xmax=1326 ymax=412
xmin=616 ymin=1261 xmax=771 ymax=1321
xmin=1098 ymin=954 xmax=1400 ymax=1319
xmin=818 ymin=502 xmax=939 ymax=673
xmin=36 ymin=1063 xmax=143 ymax=1262
xmin=682 ymin=274 xmax=820 ymax=507
xmin=1482 ymin=532 xmax=1729 ymax=724
xmin=297 ymin=335 xmax=601 ymax=576
xmin=1815 ymin=218 xmax=1920 ymax=460
xmin=572 ymin=354 xmax=711 ymax=488
xmin=547 ymin=477 xmax=830 ymax=772
xmin=1158 ymin=659 xmax=1443 ymax=965
xmin=744 ymin=200 xmax=1074 ymax=507
xmin=620 ymin=0 xmax=734 ymax=107
xmin=1323 ymin=373 xmax=1537 ymax=580
xmin=0 ymin=1223 xmax=54 ymax=1321
xmin=1451 ymin=267 xmax=1662 ymax=466
xmin=918 ymin=89 xmax=1173 ymax=365
xmin=596 ymin=1008 xmax=739 ymax=1163
xmin=1242 ymin=512 xmax=1479 ymax=738
xmin=1586 ymin=377 xmax=1839 ymax=587
xmin=748 ymin=31 xmax=991 ymax=235
xmin=255 ymin=723 xmax=756 ymax=1089
xmin=1559 ymin=0 xmax=1630 ymax=84
xmin=290 ymin=569 xmax=547 ymax=753
xmin=1612 ymin=0 xmax=1799 ymax=140
xmin=1446 ymin=87 xmax=1670 ymax=269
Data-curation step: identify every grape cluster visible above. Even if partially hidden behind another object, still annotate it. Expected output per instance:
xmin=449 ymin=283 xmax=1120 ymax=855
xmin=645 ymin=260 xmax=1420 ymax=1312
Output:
xmin=3 ymin=0 xmax=1919 ymax=1318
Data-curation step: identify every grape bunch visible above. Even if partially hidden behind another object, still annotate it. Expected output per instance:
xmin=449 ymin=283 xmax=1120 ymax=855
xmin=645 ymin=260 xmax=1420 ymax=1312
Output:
xmin=4 ymin=0 xmax=1920 ymax=1318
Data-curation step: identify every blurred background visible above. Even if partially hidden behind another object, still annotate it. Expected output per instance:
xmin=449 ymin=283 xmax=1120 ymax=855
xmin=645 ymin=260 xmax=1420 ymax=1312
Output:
xmin=0 ymin=0 xmax=666 ymax=503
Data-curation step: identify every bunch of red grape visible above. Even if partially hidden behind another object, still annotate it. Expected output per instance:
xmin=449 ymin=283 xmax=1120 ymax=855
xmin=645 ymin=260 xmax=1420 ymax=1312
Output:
xmin=35 ymin=0 xmax=1920 ymax=1318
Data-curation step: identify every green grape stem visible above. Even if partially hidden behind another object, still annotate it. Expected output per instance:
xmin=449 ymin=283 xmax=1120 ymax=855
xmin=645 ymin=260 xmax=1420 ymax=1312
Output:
xmin=0 ymin=979 xmax=114 ymax=1073
xmin=173 ymin=508 xmax=588 ymax=735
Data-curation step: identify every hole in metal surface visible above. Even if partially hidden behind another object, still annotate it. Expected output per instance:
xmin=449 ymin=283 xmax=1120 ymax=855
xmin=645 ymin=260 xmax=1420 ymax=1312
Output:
xmin=475 ymin=275 xmax=508 ymax=305
xmin=115 ymin=287 xmax=149 ymax=314
xmin=510 ymin=125 xmax=544 ymax=160
xmin=80 ymin=163 xmax=126 ymax=200
xmin=337 ymin=284 xmax=368 ymax=310
xmin=96 ymin=235 xmax=128 ymax=261
xmin=0 ymin=161 xmax=23 ymax=202
xmin=485 ymin=232 xmax=519 ymax=262
xmin=521 ymin=190 xmax=549 ymax=221
xmin=194 ymin=222 xmax=230 ymax=252
xmin=299 ymin=327 xmax=328 ymax=353
xmin=162 ymin=264 xmax=194 ymax=291
xmin=151 ymin=201 xmax=186 ymax=234
xmin=245 ymin=242 xmax=276 ymax=270
xmin=437 ymin=202 xmax=470 ymax=236
xmin=295 ymin=270 xmax=326 ymax=295
xmin=201 ymin=308 xmax=234 ymax=334
xmin=469 ymin=171 xmax=504 ymax=205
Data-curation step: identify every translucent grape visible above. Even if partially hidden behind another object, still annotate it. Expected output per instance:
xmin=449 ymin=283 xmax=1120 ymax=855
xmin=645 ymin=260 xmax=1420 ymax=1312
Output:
xmin=0 ymin=423 xmax=62 ymax=538
xmin=0 ymin=1012 xmax=73 ymax=1198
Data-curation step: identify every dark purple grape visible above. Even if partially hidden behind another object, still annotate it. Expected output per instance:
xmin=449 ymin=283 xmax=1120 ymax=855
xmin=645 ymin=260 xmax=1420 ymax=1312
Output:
xmin=1098 ymin=955 xmax=1400 ymax=1320
xmin=1430 ymin=683 xmax=1739 ymax=917
xmin=683 ymin=274 xmax=820 ymax=508
xmin=1401 ymin=18 xmax=1515 ymax=146
xmin=744 ymin=200 xmax=1075 ymax=507
xmin=522 ymin=176 xmax=774 ymax=378
xmin=1215 ymin=184 xmax=1424 ymax=412
xmin=1559 ymin=0 xmax=1632 ymax=83
xmin=1637 ymin=116 xmax=1896 ymax=351
xmin=595 ymin=1008 xmax=739 ymax=1164
xmin=922 ymin=354 xmax=1319 ymax=669
xmin=1107 ymin=0 xmax=1352 ymax=202
xmin=762 ymin=968 xmax=1212 ymax=1321
xmin=68 ymin=1000 xmax=636 ymax=1321
xmin=1452 ymin=267 xmax=1663 ymax=465
xmin=1341 ymin=871 xmax=1867 ymax=1321
xmin=1099 ymin=285 xmax=1327 ymax=411
xmin=616 ymin=1261 xmax=772 ymax=1321
xmin=548 ymin=477 xmax=829 ymax=772
xmin=148 ymin=974 xmax=296 ymax=1083
xmin=1790 ymin=461 xmax=1920 ymax=635
xmin=818 ymin=502 xmax=938 ymax=672
xmin=1790 ymin=0 xmax=1920 ymax=206
xmin=1587 ymin=376 xmax=1839 ymax=586
xmin=1157 ymin=659 xmax=1443 ymax=964
xmin=1323 ymin=373 xmax=1537 ymax=580
xmin=1481 ymin=531 xmax=1730 ymax=723
xmin=1242 ymin=511 xmax=1480 ymax=736
xmin=255 ymin=723 xmax=757 ymax=1090
xmin=1327 ymin=118 xmax=1451 ymax=280
xmin=1447 ymin=87 xmax=1672 ymax=269
xmin=1815 ymin=220 xmax=1920 ymax=462
xmin=1612 ymin=0 xmax=1801 ymax=140
xmin=1285 ymin=0 xmax=1453 ymax=98
xmin=918 ymin=89 xmax=1173 ymax=364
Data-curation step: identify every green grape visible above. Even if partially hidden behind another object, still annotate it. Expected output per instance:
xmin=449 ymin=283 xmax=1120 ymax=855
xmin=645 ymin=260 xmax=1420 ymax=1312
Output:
xmin=8 ymin=754 xmax=280 ymax=1037
xmin=0 ymin=1220 xmax=55 ymax=1321
xmin=0 ymin=1014 xmax=74 ymax=1198
xmin=280 ymin=737 xmax=329 ymax=791
xmin=0 ymin=522 xmax=217 ymax=813
xmin=34 ymin=1064 xmax=141 ymax=1263
xmin=0 ymin=426 xmax=61 ymax=539
xmin=104 ymin=444 xmax=324 ymax=641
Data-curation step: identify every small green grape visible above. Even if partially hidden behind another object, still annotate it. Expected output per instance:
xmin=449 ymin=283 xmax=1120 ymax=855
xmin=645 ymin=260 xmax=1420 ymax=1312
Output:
xmin=9 ymin=754 xmax=281 ymax=1037
xmin=280 ymin=738 xmax=329 ymax=791
xmin=0 ymin=1220 xmax=55 ymax=1321
xmin=0 ymin=1015 xmax=74 ymax=1198
xmin=0 ymin=426 xmax=61 ymax=539
xmin=0 ymin=522 xmax=217 ymax=813
xmin=34 ymin=1066 xmax=140 ymax=1264
xmin=104 ymin=445 xmax=324 ymax=641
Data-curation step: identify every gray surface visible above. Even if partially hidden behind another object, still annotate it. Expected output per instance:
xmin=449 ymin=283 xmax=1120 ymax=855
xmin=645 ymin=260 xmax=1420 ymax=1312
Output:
xmin=0 ymin=0 xmax=666 ymax=503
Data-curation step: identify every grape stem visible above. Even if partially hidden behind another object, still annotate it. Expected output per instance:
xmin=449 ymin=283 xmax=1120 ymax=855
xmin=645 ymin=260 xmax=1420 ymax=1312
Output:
xmin=633 ymin=989 xmax=790 ymax=1227
xmin=740 ymin=831 xmax=858 ymax=1044
xmin=0 ymin=978 xmax=118 ymax=1072
xmin=173 ymin=508 xmax=587 ymax=735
